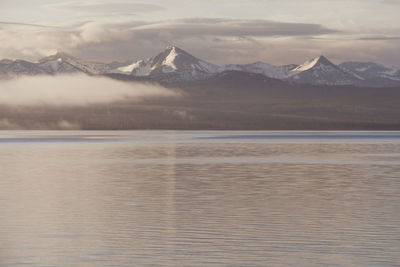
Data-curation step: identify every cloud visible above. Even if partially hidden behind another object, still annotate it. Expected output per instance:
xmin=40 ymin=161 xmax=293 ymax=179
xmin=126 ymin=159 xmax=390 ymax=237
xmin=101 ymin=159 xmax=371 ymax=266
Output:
xmin=132 ymin=18 xmax=338 ymax=38
xmin=0 ymin=21 xmax=58 ymax=28
xmin=358 ymin=35 xmax=400 ymax=41
xmin=0 ymin=18 xmax=336 ymax=60
xmin=0 ymin=118 xmax=81 ymax=130
xmin=49 ymin=1 xmax=164 ymax=14
xmin=70 ymin=18 xmax=337 ymax=50
xmin=0 ymin=20 xmax=148 ymax=59
xmin=0 ymin=74 xmax=178 ymax=106
xmin=0 ymin=16 xmax=399 ymax=67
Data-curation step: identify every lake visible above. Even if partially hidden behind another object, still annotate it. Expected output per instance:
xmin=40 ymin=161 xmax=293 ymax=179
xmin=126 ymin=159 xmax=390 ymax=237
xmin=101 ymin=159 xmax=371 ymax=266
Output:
xmin=1 ymin=131 xmax=400 ymax=267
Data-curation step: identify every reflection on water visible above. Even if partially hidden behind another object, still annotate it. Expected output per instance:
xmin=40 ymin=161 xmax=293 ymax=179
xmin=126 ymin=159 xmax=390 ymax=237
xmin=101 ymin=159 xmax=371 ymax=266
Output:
xmin=1 ymin=131 xmax=400 ymax=267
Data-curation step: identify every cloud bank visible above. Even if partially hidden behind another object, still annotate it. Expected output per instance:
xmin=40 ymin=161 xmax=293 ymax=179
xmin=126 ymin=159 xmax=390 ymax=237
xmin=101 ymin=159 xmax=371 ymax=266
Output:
xmin=0 ymin=75 xmax=177 ymax=106
xmin=0 ymin=18 xmax=344 ymax=65
xmin=0 ymin=16 xmax=399 ymax=66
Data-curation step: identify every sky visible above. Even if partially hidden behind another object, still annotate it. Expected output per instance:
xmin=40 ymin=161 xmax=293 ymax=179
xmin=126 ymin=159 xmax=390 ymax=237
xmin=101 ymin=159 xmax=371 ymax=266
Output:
xmin=1 ymin=0 xmax=400 ymax=66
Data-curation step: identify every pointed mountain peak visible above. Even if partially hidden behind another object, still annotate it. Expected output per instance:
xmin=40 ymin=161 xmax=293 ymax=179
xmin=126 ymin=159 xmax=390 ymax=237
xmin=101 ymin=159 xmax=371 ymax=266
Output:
xmin=315 ymin=55 xmax=333 ymax=65
xmin=292 ymin=55 xmax=335 ymax=72
xmin=120 ymin=45 xmax=220 ymax=80
xmin=160 ymin=46 xmax=193 ymax=61
xmin=151 ymin=46 xmax=203 ymax=70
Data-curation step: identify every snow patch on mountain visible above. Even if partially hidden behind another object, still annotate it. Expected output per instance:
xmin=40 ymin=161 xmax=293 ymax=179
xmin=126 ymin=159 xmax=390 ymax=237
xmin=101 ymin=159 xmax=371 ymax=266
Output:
xmin=291 ymin=57 xmax=322 ymax=72
xmin=163 ymin=47 xmax=179 ymax=72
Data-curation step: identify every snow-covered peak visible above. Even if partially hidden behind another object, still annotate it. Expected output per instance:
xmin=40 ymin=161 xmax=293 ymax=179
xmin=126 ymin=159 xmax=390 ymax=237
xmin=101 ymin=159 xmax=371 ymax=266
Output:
xmin=154 ymin=46 xmax=219 ymax=72
xmin=292 ymin=55 xmax=333 ymax=72
xmin=152 ymin=46 xmax=198 ymax=67
xmin=38 ymin=52 xmax=109 ymax=75
xmin=149 ymin=46 xmax=220 ymax=80
xmin=287 ymin=55 xmax=361 ymax=85
xmin=107 ymin=46 xmax=220 ymax=81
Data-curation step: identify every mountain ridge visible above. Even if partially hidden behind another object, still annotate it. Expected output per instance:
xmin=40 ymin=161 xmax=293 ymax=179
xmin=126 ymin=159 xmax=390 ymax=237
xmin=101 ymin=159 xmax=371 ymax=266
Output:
xmin=1 ymin=46 xmax=399 ymax=87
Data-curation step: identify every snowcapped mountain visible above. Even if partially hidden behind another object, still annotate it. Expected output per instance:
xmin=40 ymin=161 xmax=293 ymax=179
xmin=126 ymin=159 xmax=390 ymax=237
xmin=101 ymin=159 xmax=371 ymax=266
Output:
xmin=221 ymin=62 xmax=298 ymax=79
xmin=38 ymin=52 xmax=109 ymax=75
xmin=287 ymin=56 xmax=361 ymax=85
xmin=339 ymin=61 xmax=400 ymax=81
xmin=0 ymin=52 xmax=110 ymax=77
xmin=108 ymin=46 xmax=220 ymax=82
xmin=109 ymin=46 xmax=298 ymax=81
xmin=1 ymin=47 xmax=399 ymax=87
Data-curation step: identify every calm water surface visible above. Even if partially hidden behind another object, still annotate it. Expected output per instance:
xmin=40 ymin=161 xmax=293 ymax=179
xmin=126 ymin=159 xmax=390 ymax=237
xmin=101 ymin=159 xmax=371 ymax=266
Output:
xmin=0 ymin=131 xmax=400 ymax=267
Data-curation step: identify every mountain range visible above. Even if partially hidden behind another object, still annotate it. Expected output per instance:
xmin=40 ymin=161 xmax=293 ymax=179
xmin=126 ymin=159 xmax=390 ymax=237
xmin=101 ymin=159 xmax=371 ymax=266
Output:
xmin=1 ymin=46 xmax=400 ymax=87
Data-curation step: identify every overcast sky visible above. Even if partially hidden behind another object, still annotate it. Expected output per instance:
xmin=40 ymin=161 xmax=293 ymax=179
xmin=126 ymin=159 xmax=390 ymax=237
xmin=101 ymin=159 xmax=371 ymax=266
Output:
xmin=1 ymin=0 xmax=400 ymax=66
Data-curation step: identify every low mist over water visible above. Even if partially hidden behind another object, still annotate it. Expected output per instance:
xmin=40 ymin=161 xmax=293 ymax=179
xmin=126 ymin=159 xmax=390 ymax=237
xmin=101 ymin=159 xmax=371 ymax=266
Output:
xmin=0 ymin=75 xmax=177 ymax=106
xmin=1 ymin=131 xmax=400 ymax=266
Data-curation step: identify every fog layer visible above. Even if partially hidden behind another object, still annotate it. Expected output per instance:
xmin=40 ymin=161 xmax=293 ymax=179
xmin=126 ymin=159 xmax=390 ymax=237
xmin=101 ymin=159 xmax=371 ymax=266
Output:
xmin=0 ymin=75 xmax=177 ymax=106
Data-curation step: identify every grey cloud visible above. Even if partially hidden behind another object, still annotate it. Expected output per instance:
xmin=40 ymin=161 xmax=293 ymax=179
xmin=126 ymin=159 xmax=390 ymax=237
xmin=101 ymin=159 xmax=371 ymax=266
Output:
xmin=0 ymin=18 xmax=336 ymax=60
xmin=358 ymin=35 xmax=400 ymax=40
xmin=50 ymin=2 xmax=164 ymax=14
xmin=1 ymin=17 xmax=399 ymax=67
xmin=67 ymin=18 xmax=337 ymax=62
xmin=0 ymin=21 xmax=59 ymax=28
xmin=95 ymin=18 xmax=337 ymax=62
xmin=132 ymin=18 xmax=338 ymax=38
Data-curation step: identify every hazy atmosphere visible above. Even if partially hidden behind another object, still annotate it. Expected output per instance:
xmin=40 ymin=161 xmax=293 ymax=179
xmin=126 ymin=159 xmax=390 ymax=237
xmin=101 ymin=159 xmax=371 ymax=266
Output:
xmin=1 ymin=0 xmax=400 ymax=66
xmin=2 ymin=1 xmax=400 ymax=267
